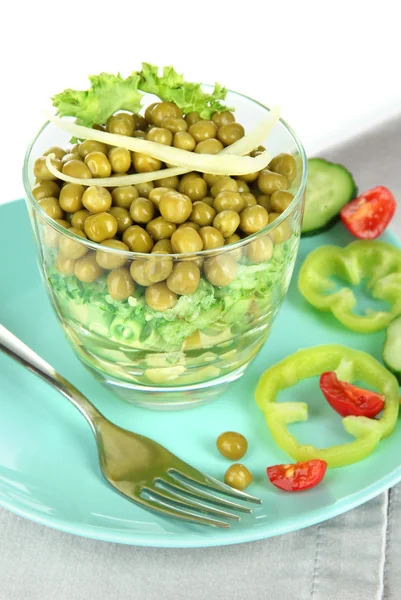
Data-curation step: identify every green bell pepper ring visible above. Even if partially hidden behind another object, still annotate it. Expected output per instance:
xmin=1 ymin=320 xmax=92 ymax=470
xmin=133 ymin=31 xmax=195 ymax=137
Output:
xmin=298 ymin=241 xmax=401 ymax=333
xmin=255 ymin=345 xmax=399 ymax=468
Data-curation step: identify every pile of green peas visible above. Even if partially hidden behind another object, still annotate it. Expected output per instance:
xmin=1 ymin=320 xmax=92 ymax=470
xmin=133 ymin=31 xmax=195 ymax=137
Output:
xmin=32 ymin=101 xmax=297 ymax=311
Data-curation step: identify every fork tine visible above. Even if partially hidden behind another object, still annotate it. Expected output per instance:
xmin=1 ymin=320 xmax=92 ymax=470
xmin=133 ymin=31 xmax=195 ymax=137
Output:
xmin=144 ymin=487 xmax=238 ymax=522
xmin=203 ymin=474 xmax=263 ymax=504
xmin=160 ymin=476 xmax=252 ymax=514
xmin=139 ymin=493 xmax=230 ymax=528
xmin=154 ymin=479 xmax=240 ymax=521
xmin=169 ymin=468 xmax=262 ymax=504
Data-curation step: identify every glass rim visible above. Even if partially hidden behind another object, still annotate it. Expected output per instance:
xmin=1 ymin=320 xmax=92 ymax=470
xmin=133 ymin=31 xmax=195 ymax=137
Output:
xmin=22 ymin=88 xmax=308 ymax=260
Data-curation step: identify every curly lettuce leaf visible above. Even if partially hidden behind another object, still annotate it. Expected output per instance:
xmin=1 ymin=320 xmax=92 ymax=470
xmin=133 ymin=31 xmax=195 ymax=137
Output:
xmin=52 ymin=73 xmax=143 ymax=128
xmin=138 ymin=63 xmax=232 ymax=118
xmin=51 ymin=65 xmax=231 ymax=128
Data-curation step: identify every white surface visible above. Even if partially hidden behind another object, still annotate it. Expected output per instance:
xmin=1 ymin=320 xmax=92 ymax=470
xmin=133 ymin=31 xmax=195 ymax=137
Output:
xmin=1 ymin=0 xmax=401 ymax=204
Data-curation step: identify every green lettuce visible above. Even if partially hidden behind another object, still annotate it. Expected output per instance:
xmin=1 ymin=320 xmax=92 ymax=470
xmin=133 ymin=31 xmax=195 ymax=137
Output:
xmin=51 ymin=64 xmax=231 ymax=127
xmin=48 ymin=237 xmax=295 ymax=352
xmin=138 ymin=63 xmax=232 ymax=119
xmin=217 ymin=243 xmax=291 ymax=300
xmin=52 ymin=73 xmax=143 ymax=128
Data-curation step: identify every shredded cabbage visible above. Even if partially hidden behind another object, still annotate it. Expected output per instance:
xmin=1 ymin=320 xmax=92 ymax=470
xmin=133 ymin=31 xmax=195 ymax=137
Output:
xmin=44 ymin=107 xmax=280 ymax=186
xmin=46 ymin=113 xmax=270 ymax=173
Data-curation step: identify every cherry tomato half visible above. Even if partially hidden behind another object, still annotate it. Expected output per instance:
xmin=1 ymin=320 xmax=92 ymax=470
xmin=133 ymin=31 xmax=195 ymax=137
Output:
xmin=320 ymin=371 xmax=384 ymax=418
xmin=340 ymin=185 xmax=396 ymax=239
xmin=267 ymin=459 xmax=327 ymax=492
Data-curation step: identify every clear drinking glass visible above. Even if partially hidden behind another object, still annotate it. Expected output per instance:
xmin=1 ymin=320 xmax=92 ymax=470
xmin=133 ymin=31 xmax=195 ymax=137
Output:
xmin=23 ymin=90 xmax=307 ymax=409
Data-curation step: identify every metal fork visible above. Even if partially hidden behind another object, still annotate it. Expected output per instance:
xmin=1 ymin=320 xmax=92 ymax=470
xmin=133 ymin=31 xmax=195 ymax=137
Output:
xmin=0 ymin=324 xmax=261 ymax=528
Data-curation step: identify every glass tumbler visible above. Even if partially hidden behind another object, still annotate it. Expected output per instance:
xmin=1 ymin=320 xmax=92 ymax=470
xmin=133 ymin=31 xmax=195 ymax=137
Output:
xmin=23 ymin=90 xmax=307 ymax=409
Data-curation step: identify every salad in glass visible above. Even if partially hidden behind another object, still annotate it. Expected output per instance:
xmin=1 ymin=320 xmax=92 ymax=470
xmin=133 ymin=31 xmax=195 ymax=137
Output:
xmin=23 ymin=64 xmax=307 ymax=408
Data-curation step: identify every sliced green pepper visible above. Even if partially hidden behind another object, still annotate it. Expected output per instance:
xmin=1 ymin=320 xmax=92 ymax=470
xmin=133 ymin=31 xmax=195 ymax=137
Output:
xmin=255 ymin=345 xmax=399 ymax=467
xmin=298 ymin=241 xmax=401 ymax=333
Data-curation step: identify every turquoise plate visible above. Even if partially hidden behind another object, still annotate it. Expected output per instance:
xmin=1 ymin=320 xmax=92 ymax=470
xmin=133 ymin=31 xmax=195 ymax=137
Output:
xmin=1 ymin=200 xmax=400 ymax=548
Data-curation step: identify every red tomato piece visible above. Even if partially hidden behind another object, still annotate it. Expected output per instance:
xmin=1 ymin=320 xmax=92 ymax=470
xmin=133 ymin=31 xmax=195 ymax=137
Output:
xmin=340 ymin=186 xmax=396 ymax=239
xmin=267 ymin=459 xmax=327 ymax=492
xmin=320 ymin=371 xmax=384 ymax=418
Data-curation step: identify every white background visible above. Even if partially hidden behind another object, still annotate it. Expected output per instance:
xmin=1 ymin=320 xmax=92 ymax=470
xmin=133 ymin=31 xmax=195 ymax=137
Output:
xmin=1 ymin=0 xmax=400 ymax=204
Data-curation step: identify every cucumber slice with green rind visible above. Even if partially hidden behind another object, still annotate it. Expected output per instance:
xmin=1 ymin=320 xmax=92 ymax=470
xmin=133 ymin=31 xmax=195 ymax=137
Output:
xmin=300 ymin=214 xmax=341 ymax=237
xmin=383 ymin=315 xmax=401 ymax=384
xmin=301 ymin=158 xmax=357 ymax=236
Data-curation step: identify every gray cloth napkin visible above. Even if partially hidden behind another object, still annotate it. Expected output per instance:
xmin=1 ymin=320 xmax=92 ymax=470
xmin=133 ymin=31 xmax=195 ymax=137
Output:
xmin=0 ymin=486 xmax=400 ymax=599
xmin=2 ymin=107 xmax=401 ymax=600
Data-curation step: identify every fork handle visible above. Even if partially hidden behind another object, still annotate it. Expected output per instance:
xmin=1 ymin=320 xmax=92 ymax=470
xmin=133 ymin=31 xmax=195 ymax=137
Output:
xmin=0 ymin=323 xmax=102 ymax=431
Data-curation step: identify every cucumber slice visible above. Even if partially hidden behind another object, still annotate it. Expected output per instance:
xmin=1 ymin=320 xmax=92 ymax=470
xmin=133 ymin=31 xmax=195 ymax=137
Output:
xmin=383 ymin=315 xmax=401 ymax=383
xmin=110 ymin=316 xmax=143 ymax=342
xmin=301 ymin=158 xmax=356 ymax=236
